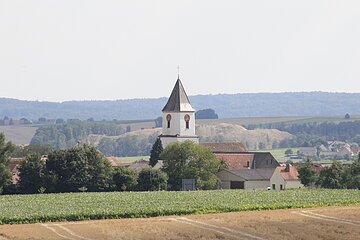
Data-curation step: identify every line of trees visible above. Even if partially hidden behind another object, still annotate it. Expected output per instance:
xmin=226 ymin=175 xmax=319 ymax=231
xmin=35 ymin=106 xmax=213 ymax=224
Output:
xmin=97 ymin=133 xmax=158 ymax=157
xmin=298 ymin=157 xmax=360 ymax=189
xmin=247 ymin=121 xmax=360 ymax=148
xmin=31 ymin=121 xmax=126 ymax=149
xmin=30 ymin=120 xmax=160 ymax=157
xmin=15 ymin=145 xmax=168 ymax=194
xmin=1 ymin=134 xmax=224 ymax=194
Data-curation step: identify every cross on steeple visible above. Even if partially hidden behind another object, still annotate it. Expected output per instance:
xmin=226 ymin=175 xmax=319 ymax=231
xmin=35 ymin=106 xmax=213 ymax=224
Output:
xmin=177 ymin=66 xmax=180 ymax=80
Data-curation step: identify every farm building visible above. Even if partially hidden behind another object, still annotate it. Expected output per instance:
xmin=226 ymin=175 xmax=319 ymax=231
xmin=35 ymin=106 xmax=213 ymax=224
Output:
xmin=217 ymin=162 xmax=302 ymax=190
xmin=211 ymin=149 xmax=302 ymax=190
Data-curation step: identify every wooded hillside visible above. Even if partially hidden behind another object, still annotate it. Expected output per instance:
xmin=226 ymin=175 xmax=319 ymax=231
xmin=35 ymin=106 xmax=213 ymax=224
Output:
xmin=1 ymin=92 xmax=360 ymax=120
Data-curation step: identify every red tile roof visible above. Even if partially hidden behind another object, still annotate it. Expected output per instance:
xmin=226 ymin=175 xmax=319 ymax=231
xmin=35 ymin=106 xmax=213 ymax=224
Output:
xmin=215 ymin=153 xmax=254 ymax=170
xmin=351 ymin=146 xmax=359 ymax=154
xmin=277 ymin=164 xmax=300 ymax=181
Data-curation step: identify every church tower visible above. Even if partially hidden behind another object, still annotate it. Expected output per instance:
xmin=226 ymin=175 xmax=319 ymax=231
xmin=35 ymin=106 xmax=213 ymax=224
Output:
xmin=159 ymin=76 xmax=199 ymax=148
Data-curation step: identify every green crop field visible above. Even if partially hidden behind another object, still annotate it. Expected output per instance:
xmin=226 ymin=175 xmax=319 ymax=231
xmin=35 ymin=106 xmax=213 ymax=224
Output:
xmin=1 ymin=189 xmax=360 ymax=224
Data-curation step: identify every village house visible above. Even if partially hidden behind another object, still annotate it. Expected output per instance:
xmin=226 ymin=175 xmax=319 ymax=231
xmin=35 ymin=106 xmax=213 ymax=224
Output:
xmin=213 ymin=150 xmax=302 ymax=190
xmin=298 ymin=141 xmax=359 ymax=160
xmin=298 ymin=147 xmax=317 ymax=157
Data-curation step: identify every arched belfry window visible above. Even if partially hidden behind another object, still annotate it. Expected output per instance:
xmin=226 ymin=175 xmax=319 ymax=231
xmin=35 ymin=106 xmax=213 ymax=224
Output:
xmin=166 ymin=114 xmax=172 ymax=128
xmin=184 ymin=114 xmax=190 ymax=129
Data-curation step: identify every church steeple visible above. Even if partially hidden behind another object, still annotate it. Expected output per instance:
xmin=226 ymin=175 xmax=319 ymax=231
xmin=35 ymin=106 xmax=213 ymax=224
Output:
xmin=162 ymin=78 xmax=195 ymax=112
xmin=159 ymin=75 xmax=199 ymax=148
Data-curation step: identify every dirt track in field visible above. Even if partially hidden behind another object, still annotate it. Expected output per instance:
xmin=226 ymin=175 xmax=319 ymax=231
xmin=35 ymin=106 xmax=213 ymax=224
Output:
xmin=1 ymin=206 xmax=360 ymax=240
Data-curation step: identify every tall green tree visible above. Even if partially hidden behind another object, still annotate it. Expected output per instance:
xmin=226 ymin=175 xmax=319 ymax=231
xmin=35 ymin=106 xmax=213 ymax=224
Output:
xmin=161 ymin=141 xmax=224 ymax=190
xmin=317 ymin=161 xmax=345 ymax=189
xmin=149 ymin=138 xmax=163 ymax=167
xmin=0 ymin=133 xmax=15 ymax=194
xmin=112 ymin=166 xmax=138 ymax=191
xmin=349 ymin=159 xmax=360 ymax=189
xmin=298 ymin=160 xmax=317 ymax=187
xmin=18 ymin=153 xmax=46 ymax=193
xmin=46 ymin=145 xmax=113 ymax=192
xmin=137 ymin=168 xmax=168 ymax=191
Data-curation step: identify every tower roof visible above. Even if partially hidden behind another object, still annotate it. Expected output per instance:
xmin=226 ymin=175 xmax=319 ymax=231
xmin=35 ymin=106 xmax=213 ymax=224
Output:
xmin=162 ymin=77 xmax=195 ymax=112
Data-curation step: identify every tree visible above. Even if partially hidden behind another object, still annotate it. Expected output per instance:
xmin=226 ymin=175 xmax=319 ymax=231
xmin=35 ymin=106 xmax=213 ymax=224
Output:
xmin=285 ymin=149 xmax=293 ymax=156
xmin=45 ymin=145 xmax=113 ymax=192
xmin=112 ymin=166 xmax=138 ymax=191
xmin=18 ymin=153 xmax=46 ymax=193
xmin=161 ymin=141 xmax=224 ymax=190
xmin=0 ymin=133 xmax=15 ymax=194
xmin=298 ymin=161 xmax=317 ymax=187
xmin=12 ymin=144 xmax=53 ymax=158
xmin=348 ymin=159 xmax=360 ymax=189
xmin=317 ymin=161 xmax=345 ymax=189
xmin=149 ymin=138 xmax=163 ymax=167
xmin=137 ymin=168 xmax=168 ymax=191
xmin=195 ymin=109 xmax=219 ymax=119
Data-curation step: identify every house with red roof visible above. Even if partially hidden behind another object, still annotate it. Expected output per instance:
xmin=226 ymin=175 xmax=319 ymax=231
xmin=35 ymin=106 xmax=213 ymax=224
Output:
xmin=211 ymin=146 xmax=302 ymax=190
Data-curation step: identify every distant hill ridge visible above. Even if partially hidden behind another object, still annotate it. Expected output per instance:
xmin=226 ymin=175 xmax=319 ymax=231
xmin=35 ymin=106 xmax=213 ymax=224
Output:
xmin=1 ymin=92 xmax=360 ymax=120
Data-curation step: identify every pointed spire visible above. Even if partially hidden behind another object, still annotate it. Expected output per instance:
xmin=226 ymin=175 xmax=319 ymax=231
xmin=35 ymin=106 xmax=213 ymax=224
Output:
xmin=177 ymin=66 xmax=180 ymax=80
xmin=162 ymin=77 xmax=195 ymax=112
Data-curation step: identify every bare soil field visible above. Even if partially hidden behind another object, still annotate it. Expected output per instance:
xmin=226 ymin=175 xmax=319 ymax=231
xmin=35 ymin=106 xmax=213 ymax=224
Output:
xmin=1 ymin=206 xmax=359 ymax=240
xmin=0 ymin=126 xmax=38 ymax=145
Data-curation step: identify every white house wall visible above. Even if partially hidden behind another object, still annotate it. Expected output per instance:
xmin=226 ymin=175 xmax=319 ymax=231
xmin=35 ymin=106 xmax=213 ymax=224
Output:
xmin=270 ymin=170 xmax=285 ymax=190
xmin=285 ymin=180 xmax=304 ymax=189
xmin=244 ymin=181 xmax=270 ymax=190
xmin=270 ymin=170 xmax=303 ymax=190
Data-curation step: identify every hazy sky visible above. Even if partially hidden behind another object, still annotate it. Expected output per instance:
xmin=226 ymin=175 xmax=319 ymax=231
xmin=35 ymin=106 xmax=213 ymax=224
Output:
xmin=1 ymin=1 xmax=360 ymax=102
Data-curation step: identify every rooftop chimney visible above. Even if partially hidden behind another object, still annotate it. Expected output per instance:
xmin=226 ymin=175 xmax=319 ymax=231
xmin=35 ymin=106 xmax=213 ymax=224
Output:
xmin=285 ymin=163 xmax=290 ymax=172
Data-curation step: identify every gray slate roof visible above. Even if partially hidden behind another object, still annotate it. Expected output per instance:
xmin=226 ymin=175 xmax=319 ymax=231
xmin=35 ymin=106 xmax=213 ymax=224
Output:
xmin=228 ymin=168 xmax=276 ymax=181
xmin=162 ymin=78 xmax=195 ymax=112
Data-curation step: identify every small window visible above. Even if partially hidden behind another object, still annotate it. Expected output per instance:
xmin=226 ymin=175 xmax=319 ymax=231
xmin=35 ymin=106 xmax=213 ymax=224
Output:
xmin=280 ymin=184 xmax=283 ymax=190
xmin=166 ymin=114 xmax=172 ymax=128
xmin=272 ymin=184 xmax=276 ymax=190
xmin=184 ymin=114 xmax=190 ymax=129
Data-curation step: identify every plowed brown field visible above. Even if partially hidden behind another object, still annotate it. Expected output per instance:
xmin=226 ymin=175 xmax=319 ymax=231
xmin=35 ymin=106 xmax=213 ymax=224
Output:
xmin=1 ymin=206 xmax=360 ymax=240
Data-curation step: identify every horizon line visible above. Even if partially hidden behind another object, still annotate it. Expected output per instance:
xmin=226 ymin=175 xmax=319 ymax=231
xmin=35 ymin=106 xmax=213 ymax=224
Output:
xmin=1 ymin=90 xmax=360 ymax=103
